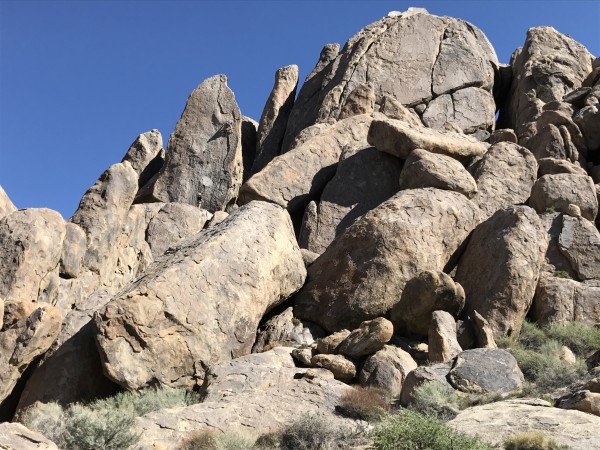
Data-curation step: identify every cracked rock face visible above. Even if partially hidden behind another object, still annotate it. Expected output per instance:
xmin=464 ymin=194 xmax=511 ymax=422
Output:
xmin=94 ymin=201 xmax=306 ymax=390
xmin=145 ymin=75 xmax=243 ymax=213
xmin=282 ymin=9 xmax=498 ymax=149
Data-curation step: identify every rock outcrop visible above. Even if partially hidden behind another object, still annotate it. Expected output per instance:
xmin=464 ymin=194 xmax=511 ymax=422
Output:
xmin=143 ymin=75 xmax=243 ymax=212
xmin=95 ymin=201 xmax=305 ymax=390
xmin=296 ymin=188 xmax=480 ymax=332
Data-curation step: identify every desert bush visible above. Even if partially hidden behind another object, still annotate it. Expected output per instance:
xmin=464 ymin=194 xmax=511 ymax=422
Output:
xmin=510 ymin=340 xmax=585 ymax=391
xmin=504 ymin=432 xmax=566 ymax=450
xmin=93 ymin=386 xmax=200 ymax=416
xmin=409 ymin=381 xmax=460 ymax=420
xmin=545 ymin=322 xmax=600 ymax=357
xmin=22 ymin=387 xmax=199 ymax=450
xmin=336 ymin=386 xmax=389 ymax=421
xmin=518 ymin=321 xmax=548 ymax=350
xmin=279 ymin=413 xmax=369 ymax=450
xmin=372 ymin=408 xmax=494 ymax=450
xmin=553 ymin=270 xmax=571 ymax=279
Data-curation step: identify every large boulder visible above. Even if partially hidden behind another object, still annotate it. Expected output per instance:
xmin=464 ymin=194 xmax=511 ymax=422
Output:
xmin=449 ymin=399 xmax=600 ymax=450
xmin=94 ymin=201 xmax=306 ymax=390
xmin=239 ymin=114 xmax=372 ymax=213
xmin=502 ymin=26 xmax=593 ymax=139
xmin=530 ymin=174 xmax=598 ymax=221
xmin=143 ymin=75 xmax=243 ymax=212
xmin=252 ymin=65 xmax=298 ymax=174
xmin=359 ymin=345 xmax=417 ymax=398
xmin=448 ymin=348 xmax=524 ymax=394
xmin=132 ymin=349 xmax=356 ymax=449
xmin=455 ymin=206 xmax=548 ymax=338
xmin=0 ymin=209 xmax=66 ymax=306
xmin=295 ymin=188 xmax=480 ymax=332
xmin=469 ymin=142 xmax=538 ymax=220
xmin=0 ymin=301 xmax=62 ymax=404
xmin=398 ymin=149 xmax=477 ymax=198
xmin=282 ymin=8 xmax=498 ymax=149
xmin=299 ymin=146 xmax=401 ymax=254
xmin=399 ymin=362 xmax=453 ymax=406
xmin=392 ymin=271 xmax=465 ymax=338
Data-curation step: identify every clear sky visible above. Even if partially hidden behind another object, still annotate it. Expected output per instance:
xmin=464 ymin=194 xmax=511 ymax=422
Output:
xmin=1 ymin=1 xmax=598 ymax=219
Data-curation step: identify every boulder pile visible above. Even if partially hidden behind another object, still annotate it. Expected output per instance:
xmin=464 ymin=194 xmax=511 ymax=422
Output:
xmin=1 ymin=7 xmax=599 ymax=449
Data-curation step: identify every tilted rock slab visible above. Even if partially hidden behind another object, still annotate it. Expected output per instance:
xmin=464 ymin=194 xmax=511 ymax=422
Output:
xmin=455 ymin=206 xmax=548 ymax=338
xmin=299 ymin=145 xmax=402 ymax=254
xmin=282 ymin=9 xmax=498 ymax=149
xmin=95 ymin=201 xmax=306 ymax=390
xmin=295 ymin=188 xmax=481 ymax=332
xmin=0 ymin=301 xmax=62 ymax=404
xmin=239 ymin=114 xmax=372 ymax=213
xmin=146 ymin=75 xmax=243 ymax=212
xmin=469 ymin=142 xmax=538 ymax=220
xmin=449 ymin=399 xmax=600 ymax=450
xmin=368 ymin=114 xmax=488 ymax=161
xmin=132 ymin=349 xmax=356 ymax=450
xmin=0 ymin=185 xmax=16 ymax=220
xmin=252 ymin=65 xmax=298 ymax=174
xmin=0 ymin=422 xmax=59 ymax=450
xmin=121 ymin=129 xmax=163 ymax=188
xmin=429 ymin=311 xmax=462 ymax=363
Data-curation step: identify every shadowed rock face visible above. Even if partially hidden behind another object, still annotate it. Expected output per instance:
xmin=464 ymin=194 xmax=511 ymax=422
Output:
xmin=94 ymin=201 xmax=306 ymax=390
xmin=145 ymin=75 xmax=243 ymax=213
xmin=295 ymin=188 xmax=481 ymax=332
xmin=282 ymin=9 xmax=498 ymax=150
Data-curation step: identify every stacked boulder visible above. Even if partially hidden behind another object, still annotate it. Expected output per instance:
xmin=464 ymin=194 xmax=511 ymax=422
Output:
xmin=0 ymin=6 xmax=599 ymax=449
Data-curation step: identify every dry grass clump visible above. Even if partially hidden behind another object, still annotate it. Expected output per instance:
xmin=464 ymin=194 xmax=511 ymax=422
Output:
xmin=336 ymin=386 xmax=390 ymax=421
xmin=504 ymin=432 xmax=567 ymax=450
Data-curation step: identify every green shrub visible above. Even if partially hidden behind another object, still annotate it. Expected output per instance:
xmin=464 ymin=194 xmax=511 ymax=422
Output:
xmin=409 ymin=381 xmax=460 ymax=421
xmin=336 ymin=386 xmax=389 ymax=421
xmin=545 ymin=322 xmax=600 ymax=357
xmin=504 ymin=432 xmax=567 ymax=450
xmin=22 ymin=387 xmax=199 ymax=450
xmin=372 ymin=409 xmax=494 ymax=450
xmin=518 ymin=321 xmax=548 ymax=350
xmin=279 ymin=413 xmax=368 ymax=450
xmin=553 ymin=270 xmax=571 ymax=279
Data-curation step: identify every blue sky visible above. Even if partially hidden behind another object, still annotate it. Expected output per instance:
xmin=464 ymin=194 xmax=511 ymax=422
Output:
xmin=1 ymin=1 xmax=598 ymax=219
